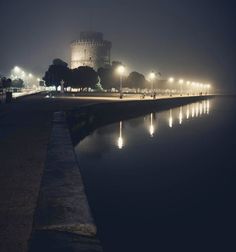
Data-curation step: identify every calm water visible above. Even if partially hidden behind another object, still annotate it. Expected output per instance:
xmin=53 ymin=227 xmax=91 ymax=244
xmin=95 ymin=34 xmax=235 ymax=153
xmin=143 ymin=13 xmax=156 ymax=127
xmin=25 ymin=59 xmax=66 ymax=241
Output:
xmin=75 ymin=97 xmax=236 ymax=252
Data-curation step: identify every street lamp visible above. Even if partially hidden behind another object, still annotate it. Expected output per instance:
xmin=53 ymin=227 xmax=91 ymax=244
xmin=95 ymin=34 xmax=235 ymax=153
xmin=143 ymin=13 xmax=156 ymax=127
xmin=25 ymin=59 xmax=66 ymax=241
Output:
xmin=117 ymin=65 xmax=125 ymax=99
xmin=178 ymin=79 xmax=184 ymax=96
xmin=186 ymin=81 xmax=191 ymax=95
xmin=21 ymin=71 xmax=25 ymax=79
xmin=168 ymin=77 xmax=174 ymax=96
xmin=149 ymin=72 xmax=156 ymax=98
xmin=207 ymin=84 xmax=211 ymax=95
xmin=200 ymin=84 xmax=204 ymax=95
xmin=14 ymin=66 xmax=21 ymax=74
xmin=191 ymin=82 xmax=196 ymax=96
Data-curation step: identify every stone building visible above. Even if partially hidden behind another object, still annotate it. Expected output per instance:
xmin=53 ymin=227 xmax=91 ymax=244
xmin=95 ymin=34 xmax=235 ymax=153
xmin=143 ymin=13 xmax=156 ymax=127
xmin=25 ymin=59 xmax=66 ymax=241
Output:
xmin=70 ymin=31 xmax=112 ymax=70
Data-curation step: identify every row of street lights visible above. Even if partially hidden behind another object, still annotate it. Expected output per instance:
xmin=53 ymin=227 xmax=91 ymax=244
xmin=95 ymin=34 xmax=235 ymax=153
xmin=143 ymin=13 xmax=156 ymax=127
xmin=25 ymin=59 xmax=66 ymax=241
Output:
xmin=168 ymin=77 xmax=211 ymax=96
xmin=116 ymin=65 xmax=212 ymax=98
xmin=11 ymin=66 xmax=41 ymax=87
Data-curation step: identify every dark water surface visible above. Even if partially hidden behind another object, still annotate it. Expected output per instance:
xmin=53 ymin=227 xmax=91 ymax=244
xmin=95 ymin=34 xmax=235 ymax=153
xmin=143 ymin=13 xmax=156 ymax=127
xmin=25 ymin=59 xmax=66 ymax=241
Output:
xmin=74 ymin=97 xmax=236 ymax=252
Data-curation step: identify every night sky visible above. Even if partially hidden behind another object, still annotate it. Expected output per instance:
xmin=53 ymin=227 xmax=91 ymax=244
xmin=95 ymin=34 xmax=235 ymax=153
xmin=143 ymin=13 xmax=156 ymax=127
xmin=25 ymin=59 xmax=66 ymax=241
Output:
xmin=0 ymin=0 xmax=235 ymax=92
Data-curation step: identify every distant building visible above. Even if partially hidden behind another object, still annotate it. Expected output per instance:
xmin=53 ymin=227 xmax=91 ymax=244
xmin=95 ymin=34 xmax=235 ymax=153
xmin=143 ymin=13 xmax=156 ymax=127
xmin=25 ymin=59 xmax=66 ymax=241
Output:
xmin=71 ymin=31 xmax=112 ymax=70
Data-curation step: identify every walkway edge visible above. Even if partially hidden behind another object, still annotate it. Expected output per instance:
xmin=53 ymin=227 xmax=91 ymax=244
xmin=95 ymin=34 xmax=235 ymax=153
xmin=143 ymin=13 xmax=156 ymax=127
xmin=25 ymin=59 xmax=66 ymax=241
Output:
xmin=31 ymin=111 xmax=97 ymax=236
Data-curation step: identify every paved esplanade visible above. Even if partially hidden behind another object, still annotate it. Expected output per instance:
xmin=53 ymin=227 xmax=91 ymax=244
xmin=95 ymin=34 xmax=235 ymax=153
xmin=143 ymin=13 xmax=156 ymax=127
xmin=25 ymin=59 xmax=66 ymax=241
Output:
xmin=0 ymin=93 xmax=206 ymax=251
xmin=0 ymin=93 xmax=114 ymax=252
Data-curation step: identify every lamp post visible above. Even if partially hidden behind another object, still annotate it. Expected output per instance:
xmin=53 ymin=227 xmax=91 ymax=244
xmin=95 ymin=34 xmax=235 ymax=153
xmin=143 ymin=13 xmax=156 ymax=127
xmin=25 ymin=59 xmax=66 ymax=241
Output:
xmin=207 ymin=84 xmax=211 ymax=95
xmin=117 ymin=65 xmax=125 ymax=99
xmin=149 ymin=72 xmax=156 ymax=98
xmin=26 ymin=73 xmax=33 ymax=88
xmin=191 ymin=82 xmax=196 ymax=96
xmin=168 ymin=77 xmax=174 ymax=96
xmin=178 ymin=79 xmax=184 ymax=96
xmin=186 ymin=81 xmax=191 ymax=95
xmin=13 ymin=66 xmax=21 ymax=78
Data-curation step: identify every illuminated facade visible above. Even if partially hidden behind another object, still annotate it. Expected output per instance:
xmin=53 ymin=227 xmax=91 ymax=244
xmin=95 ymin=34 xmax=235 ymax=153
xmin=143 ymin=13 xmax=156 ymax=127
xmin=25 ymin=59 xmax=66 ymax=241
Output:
xmin=71 ymin=31 xmax=112 ymax=70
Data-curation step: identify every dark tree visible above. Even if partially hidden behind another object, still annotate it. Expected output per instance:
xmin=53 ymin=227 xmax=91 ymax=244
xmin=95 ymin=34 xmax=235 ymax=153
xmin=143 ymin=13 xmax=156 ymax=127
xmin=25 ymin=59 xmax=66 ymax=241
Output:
xmin=0 ymin=77 xmax=12 ymax=89
xmin=126 ymin=71 xmax=147 ymax=91
xmin=98 ymin=61 xmax=122 ymax=90
xmin=97 ymin=67 xmax=114 ymax=90
xmin=43 ymin=59 xmax=71 ymax=88
xmin=53 ymin=58 xmax=68 ymax=67
xmin=12 ymin=78 xmax=24 ymax=88
xmin=70 ymin=66 xmax=99 ymax=90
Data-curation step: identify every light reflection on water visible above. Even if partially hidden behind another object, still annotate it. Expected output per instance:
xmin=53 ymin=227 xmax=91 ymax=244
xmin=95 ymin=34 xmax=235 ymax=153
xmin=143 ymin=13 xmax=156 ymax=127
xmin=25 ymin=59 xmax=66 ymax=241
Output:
xmin=75 ymin=99 xmax=211 ymax=160
xmin=113 ymin=100 xmax=211 ymax=150
xmin=74 ymin=97 xmax=236 ymax=252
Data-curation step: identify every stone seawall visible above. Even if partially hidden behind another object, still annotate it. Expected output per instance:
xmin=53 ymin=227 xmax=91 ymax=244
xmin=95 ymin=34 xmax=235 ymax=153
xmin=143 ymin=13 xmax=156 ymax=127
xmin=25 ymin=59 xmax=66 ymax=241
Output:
xmin=29 ymin=111 xmax=103 ymax=252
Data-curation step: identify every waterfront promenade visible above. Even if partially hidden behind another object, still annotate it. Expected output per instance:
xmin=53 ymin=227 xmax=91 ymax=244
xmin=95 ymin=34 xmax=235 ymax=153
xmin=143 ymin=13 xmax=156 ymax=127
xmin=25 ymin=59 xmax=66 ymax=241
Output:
xmin=0 ymin=93 xmax=109 ymax=252
xmin=0 ymin=93 xmax=211 ymax=252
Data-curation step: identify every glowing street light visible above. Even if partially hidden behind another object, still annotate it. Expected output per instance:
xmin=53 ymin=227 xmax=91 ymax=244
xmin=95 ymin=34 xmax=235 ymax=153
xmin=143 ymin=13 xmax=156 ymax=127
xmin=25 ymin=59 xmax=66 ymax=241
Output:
xmin=168 ymin=77 xmax=174 ymax=96
xmin=117 ymin=65 xmax=125 ymax=99
xmin=200 ymin=84 xmax=204 ymax=95
xmin=179 ymin=79 xmax=184 ymax=96
xmin=149 ymin=71 xmax=156 ymax=98
xmin=117 ymin=121 xmax=124 ymax=149
xmin=191 ymin=82 xmax=196 ymax=95
xmin=14 ymin=66 xmax=21 ymax=74
xmin=186 ymin=81 xmax=191 ymax=95
xmin=207 ymin=84 xmax=211 ymax=95
xmin=21 ymin=71 xmax=25 ymax=78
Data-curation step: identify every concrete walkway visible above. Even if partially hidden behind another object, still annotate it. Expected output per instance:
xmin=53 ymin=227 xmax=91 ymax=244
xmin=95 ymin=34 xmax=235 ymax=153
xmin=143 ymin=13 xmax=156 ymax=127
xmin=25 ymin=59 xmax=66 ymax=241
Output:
xmin=0 ymin=94 xmax=102 ymax=252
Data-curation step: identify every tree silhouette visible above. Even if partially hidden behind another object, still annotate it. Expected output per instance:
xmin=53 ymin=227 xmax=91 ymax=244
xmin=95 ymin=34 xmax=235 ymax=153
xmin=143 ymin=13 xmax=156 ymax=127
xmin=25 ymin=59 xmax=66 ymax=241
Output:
xmin=12 ymin=78 xmax=24 ymax=88
xmin=43 ymin=59 xmax=70 ymax=88
xmin=70 ymin=66 xmax=99 ymax=90
xmin=126 ymin=71 xmax=147 ymax=91
xmin=98 ymin=61 xmax=122 ymax=90
xmin=0 ymin=77 xmax=12 ymax=89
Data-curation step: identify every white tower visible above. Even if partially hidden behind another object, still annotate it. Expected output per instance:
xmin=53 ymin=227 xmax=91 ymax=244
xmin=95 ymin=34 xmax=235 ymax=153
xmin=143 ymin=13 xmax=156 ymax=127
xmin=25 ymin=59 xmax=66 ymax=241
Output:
xmin=71 ymin=31 xmax=112 ymax=70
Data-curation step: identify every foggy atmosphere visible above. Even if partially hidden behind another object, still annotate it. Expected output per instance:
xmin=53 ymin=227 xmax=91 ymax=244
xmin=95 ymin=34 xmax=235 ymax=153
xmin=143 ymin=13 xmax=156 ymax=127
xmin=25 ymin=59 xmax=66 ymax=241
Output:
xmin=0 ymin=0 xmax=235 ymax=92
xmin=0 ymin=0 xmax=236 ymax=252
